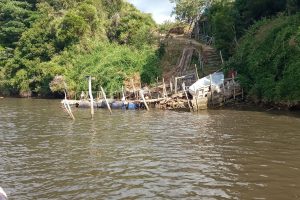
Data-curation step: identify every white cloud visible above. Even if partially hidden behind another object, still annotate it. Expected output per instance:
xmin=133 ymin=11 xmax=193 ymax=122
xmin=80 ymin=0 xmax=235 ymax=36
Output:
xmin=127 ymin=0 xmax=175 ymax=24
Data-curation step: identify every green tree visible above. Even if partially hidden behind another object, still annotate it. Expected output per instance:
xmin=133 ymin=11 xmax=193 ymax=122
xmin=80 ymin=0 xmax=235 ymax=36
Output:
xmin=0 ymin=0 xmax=36 ymax=48
xmin=56 ymin=11 xmax=88 ymax=49
xmin=107 ymin=2 xmax=156 ymax=47
xmin=205 ymin=1 xmax=237 ymax=58
xmin=170 ymin=0 xmax=206 ymax=24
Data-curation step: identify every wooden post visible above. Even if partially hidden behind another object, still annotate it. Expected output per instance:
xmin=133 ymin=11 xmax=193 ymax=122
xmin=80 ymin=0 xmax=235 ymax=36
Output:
xmin=175 ymin=77 xmax=178 ymax=94
xmin=191 ymin=91 xmax=197 ymax=112
xmin=182 ymin=82 xmax=192 ymax=112
xmin=63 ymin=82 xmax=75 ymax=120
xmin=233 ymin=74 xmax=236 ymax=100
xmin=122 ymin=86 xmax=125 ymax=99
xmin=210 ymin=74 xmax=214 ymax=106
xmin=63 ymin=90 xmax=75 ymax=120
xmin=87 ymin=76 xmax=94 ymax=118
xmin=131 ymin=79 xmax=136 ymax=99
xmin=242 ymin=88 xmax=244 ymax=100
xmin=156 ymin=77 xmax=159 ymax=98
xmin=101 ymin=86 xmax=112 ymax=114
xmin=222 ymin=82 xmax=226 ymax=103
xmin=233 ymin=83 xmax=236 ymax=100
xmin=194 ymin=64 xmax=199 ymax=80
xmin=219 ymin=50 xmax=224 ymax=64
xmin=139 ymin=90 xmax=149 ymax=111
xmin=170 ymin=80 xmax=173 ymax=94
xmin=163 ymin=78 xmax=167 ymax=98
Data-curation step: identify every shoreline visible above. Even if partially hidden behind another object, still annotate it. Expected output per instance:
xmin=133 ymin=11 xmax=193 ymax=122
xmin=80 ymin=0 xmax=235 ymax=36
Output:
xmin=2 ymin=96 xmax=300 ymax=114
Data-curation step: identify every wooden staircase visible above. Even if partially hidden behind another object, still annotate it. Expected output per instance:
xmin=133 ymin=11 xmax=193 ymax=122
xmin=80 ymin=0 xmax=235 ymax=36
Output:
xmin=201 ymin=46 xmax=222 ymax=76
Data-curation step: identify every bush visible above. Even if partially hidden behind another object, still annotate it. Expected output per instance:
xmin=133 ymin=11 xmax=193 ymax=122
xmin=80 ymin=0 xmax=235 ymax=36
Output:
xmin=227 ymin=14 xmax=300 ymax=104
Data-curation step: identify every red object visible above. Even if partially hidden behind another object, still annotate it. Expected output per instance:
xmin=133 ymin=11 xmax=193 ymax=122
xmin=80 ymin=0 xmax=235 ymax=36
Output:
xmin=228 ymin=70 xmax=237 ymax=78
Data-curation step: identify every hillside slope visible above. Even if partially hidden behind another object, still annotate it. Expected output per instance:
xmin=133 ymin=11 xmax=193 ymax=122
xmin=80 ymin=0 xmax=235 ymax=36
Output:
xmin=160 ymin=34 xmax=222 ymax=81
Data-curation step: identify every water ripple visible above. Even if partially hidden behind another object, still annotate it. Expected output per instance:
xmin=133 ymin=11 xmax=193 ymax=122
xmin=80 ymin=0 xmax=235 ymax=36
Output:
xmin=1 ymin=99 xmax=300 ymax=199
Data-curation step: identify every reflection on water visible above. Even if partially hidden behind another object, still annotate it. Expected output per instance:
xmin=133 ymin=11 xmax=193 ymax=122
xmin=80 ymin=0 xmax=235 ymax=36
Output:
xmin=0 ymin=98 xmax=300 ymax=199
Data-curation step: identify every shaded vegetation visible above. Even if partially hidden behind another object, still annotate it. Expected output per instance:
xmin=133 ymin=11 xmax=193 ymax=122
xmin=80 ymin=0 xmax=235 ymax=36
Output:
xmin=171 ymin=0 xmax=300 ymax=106
xmin=227 ymin=14 xmax=300 ymax=105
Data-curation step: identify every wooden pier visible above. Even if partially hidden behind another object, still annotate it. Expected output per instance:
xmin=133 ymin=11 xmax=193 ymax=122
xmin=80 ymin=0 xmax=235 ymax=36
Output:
xmin=62 ymin=73 xmax=243 ymax=113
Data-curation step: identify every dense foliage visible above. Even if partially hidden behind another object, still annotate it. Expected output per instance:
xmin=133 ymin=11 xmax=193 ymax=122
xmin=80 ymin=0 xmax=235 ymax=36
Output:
xmin=227 ymin=14 xmax=300 ymax=104
xmin=0 ymin=0 xmax=161 ymax=97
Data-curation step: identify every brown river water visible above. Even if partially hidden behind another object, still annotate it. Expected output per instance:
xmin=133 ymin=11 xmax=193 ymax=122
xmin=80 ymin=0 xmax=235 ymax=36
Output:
xmin=0 ymin=98 xmax=300 ymax=200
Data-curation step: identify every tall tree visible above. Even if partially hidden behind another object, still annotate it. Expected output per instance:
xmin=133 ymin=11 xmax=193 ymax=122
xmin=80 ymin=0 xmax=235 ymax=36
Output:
xmin=170 ymin=0 xmax=206 ymax=24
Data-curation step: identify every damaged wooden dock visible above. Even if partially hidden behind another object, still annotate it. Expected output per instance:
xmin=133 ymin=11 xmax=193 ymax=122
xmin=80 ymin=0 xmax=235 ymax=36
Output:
xmin=62 ymin=73 xmax=243 ymax=113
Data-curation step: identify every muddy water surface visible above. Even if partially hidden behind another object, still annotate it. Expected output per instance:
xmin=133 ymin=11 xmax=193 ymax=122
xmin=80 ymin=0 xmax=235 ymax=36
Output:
xmin=0 ymin=98 xmax=300 ymax=199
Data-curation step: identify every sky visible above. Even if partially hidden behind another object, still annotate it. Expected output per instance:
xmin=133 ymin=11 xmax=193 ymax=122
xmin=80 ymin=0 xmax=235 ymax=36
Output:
xmin=127 ymin=0 xmax=176 ymax=24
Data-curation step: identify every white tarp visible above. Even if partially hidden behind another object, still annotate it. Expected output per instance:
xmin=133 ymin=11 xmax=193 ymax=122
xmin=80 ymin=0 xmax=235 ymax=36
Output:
xmin=189 ymin=72 xmax=224 ymax=96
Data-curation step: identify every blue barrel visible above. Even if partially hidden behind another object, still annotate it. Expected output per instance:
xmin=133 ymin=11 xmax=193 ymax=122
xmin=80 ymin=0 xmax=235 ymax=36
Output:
xmin=127 ymin=102 xmax=136 ymax=110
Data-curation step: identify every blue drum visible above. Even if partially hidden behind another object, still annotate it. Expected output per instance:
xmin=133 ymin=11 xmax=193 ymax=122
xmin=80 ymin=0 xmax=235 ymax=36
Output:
xmin=127 ymin=102 xmax=136 ymax=110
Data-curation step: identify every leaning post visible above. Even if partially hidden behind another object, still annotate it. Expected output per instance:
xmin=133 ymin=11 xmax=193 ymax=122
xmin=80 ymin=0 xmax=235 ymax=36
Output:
xmin=101 ymin=86 xmax=112 ymax=114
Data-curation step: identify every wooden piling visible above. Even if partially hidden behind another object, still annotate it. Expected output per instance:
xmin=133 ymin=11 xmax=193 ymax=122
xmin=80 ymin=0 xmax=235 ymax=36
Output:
xmin=220 ymin=50 xmax=224 ymax=64
xmin=209 ymin=74 xmax=213 ymax=106
xmin=242 ymin=88 xmax=244 ymax=100
xmin=122 ymin=86 xmax=125 ymax=99
xmin=222 ymin=82 xmax=226 ymax=103
xmin=182 ymin=82 xmax=192 ymax=112
xmin=175 ymin=77 xmax=178 ymax=94
xmin=233 ymin=75 xmax=236 ymax=100
xmin=140 ymin=90 xmax=149 ymax=111
xmin=163 ymin=78 xmax=167 ymax=98
xmin=131 ymin=79 xmax=137 ymax=99
xmin=101 ymin=86 xmax=112 ymax=114
xmin=63 ymin=82 xmax=75 ymax=120
xmin=88 ymin=76 xmax=94 ymax=118
xmin=194 ymin=64 xmax=199 ymax=80
xmin=63 ymin=90 xmax=75 ymax=120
